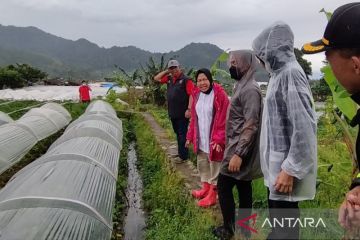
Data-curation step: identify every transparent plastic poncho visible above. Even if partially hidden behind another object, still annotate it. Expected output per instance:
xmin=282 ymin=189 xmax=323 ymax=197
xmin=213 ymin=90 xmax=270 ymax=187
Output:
xmin=252 ymin=21 xmax=317 ymax=201
xmin=0 ymin=103 xmax=72 ymax=174
xmin=0 ymin=100 xmax=122 ymax=240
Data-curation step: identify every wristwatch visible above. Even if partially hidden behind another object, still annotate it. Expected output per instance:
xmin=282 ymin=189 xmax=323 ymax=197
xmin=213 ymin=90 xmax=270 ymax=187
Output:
xmin=350 ymin=173 xmax=360 ymax=190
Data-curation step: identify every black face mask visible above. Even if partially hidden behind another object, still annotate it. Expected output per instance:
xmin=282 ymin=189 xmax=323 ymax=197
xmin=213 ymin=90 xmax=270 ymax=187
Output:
xmin=229 ymin=66 xmax=243 ymax=80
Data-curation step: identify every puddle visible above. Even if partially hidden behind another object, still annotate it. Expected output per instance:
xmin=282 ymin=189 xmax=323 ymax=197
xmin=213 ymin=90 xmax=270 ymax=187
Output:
xmin=123 ymin=142 xmax=146 ymax=240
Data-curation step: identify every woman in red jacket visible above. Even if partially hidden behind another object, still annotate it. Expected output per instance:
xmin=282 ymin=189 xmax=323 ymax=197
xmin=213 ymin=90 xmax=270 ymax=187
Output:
xmin=186 ymin=68 xmax=229 ymax=207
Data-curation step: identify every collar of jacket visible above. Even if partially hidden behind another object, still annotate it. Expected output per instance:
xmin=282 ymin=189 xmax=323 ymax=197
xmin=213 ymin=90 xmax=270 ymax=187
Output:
xmin=350 ymin=93 xmax=360 ymax=127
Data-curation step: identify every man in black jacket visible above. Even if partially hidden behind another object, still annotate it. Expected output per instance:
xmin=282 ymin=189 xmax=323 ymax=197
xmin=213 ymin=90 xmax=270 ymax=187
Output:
xmin=302 ymin=2 xmax=360 ymax=230
xmin=154 ymin=60 xmax=194 ymax=163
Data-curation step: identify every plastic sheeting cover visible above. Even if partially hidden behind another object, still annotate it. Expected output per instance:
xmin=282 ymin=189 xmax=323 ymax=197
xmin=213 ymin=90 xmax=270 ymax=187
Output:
xmin=41 ymin=102 xmax=72 ymax=122
xmin=0 ymin=100 xmax=122 ymax=240
xmin=0 ymin=112 xmax=13 ymax=126
xmin=85 ymin=100 xmax=117 ymax=116
xmin=0 ymin=103 xmax=71 ymax=174
xmin=0 ymin=85 xmax=127 ymax=101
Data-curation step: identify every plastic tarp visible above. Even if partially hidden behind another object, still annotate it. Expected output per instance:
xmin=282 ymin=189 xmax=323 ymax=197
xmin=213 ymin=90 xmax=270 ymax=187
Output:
xmin=0 ymin=103 xmax=71 ymax=174
xmin=0 ymin=100 xmax=122 ymax=240
xmin=0 ymin=112 xmax=13 ymax=126
xmin=85 ymin=100 xmax=117 ymax=116
xmin=0 ymin=85 xmax=127 ymax=101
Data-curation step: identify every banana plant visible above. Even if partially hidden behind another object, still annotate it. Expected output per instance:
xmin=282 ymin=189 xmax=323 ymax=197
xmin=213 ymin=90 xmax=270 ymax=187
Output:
xmin=210 ymin=51 xmax=234 ymax=94
xmin=321 ymin=65 xmax=357 ymax=119
xmin=210 ymin=51 xmax=230 ymax=79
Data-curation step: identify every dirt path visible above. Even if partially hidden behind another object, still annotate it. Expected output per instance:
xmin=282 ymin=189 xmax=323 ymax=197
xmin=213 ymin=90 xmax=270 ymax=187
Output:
xmin=141 ymin=112 xmax=201 ymax=189
xmin=141 ymin=112 xmax=222 ymax=223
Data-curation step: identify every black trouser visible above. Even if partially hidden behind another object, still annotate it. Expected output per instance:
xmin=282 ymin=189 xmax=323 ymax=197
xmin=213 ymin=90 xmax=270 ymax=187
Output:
xmin=217 ymin=173 xmax=252 ymax=234
xmin=267 ymin=189 xmax=300 ymax=240
xmin=170 ymin=117 xmax=189 ymax=160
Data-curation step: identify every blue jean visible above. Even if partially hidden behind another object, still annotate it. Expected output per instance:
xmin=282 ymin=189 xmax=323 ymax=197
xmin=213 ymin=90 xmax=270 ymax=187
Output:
xmin=170 ymin=117 xmax=189 ymax=160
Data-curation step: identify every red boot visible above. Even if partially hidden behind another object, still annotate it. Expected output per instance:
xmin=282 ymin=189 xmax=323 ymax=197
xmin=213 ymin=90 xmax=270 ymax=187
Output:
xmin=197 ymin=184 xmax=217 ymax=207
xmin=192 ymin=182 xmax=210 ymax=199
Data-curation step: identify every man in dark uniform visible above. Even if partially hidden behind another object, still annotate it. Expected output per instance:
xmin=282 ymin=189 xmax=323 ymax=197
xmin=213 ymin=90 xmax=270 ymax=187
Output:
xmin=154 ymin=60 xmax=194 ymax=163
xmin=302 ymin=2 xmax=360 ymax=230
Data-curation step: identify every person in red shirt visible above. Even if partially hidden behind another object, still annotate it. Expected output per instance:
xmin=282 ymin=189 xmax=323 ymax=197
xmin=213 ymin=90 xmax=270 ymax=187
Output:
xmin=154 ymin=60 xmax=194 ymax=163
xmin=79 ymin=80 xmax=92 ymax=103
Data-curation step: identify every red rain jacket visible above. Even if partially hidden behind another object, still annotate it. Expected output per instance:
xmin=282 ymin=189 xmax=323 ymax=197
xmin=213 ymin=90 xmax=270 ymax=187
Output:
xmin=186 ymin=83 xmax=229 ymax=161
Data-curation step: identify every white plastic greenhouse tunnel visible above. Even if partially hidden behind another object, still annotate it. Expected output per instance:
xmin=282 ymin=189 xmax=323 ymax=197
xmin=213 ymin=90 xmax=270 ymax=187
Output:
xmin=0 ymin=100 xmax=123 ymax=240
xmin=0 ymin=112 xmax=13 ymax=126
xmin=0 ymin=103 xmax=72 ymax=174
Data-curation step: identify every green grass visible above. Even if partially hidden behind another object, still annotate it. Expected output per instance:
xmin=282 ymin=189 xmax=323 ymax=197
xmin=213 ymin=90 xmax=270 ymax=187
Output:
xmin=134 ymin=114 xmax=217 ymax=240
xmin=148 ymin=105 xmax=176 ymax=140
xmin=301 ymin=114 xmax=353 ymax=209
xmin=0 ymin=100 xmax=39 ymax=113
xmin=0 ymin=100 xmax=40 ymax=120
xmin=62 ymin=101 xmax=88 ymax=120
xmin=111 ymin=117 xmax=132 ymax=240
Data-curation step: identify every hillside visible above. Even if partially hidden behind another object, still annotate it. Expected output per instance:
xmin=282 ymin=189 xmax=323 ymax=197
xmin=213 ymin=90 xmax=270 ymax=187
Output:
xmin=0 ymin=24 xmax=224 ymax=79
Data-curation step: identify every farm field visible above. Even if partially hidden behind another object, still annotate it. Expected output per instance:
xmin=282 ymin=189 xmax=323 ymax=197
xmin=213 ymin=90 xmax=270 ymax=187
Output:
xmin=0 ymin=97 xmax=355 ymax=240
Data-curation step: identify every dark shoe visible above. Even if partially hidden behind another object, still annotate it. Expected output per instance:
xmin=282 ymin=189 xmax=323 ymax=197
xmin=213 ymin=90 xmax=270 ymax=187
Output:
xmin=173 ymin=157 xmax=188 ymax=164
xmin=212 ymin=226 xmax=234 ymax=240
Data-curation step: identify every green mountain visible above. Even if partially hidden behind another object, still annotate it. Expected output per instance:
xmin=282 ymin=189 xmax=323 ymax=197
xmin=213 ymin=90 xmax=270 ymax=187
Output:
xmin=0 ymin=24 xmax=224 ymax=79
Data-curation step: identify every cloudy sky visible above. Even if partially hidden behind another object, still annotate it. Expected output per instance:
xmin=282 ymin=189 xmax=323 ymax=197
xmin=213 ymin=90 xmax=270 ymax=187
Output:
xmin=0 ymin=0 xmax=352 ymax=78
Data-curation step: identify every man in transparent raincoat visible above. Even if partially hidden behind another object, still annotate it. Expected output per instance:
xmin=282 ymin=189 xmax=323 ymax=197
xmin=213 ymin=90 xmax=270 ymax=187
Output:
xmin=252 ymin=21 xmax=317 ymax=240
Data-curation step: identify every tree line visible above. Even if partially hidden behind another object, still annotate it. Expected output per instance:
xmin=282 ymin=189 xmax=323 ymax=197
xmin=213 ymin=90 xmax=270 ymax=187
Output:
xmin=0 ymin=63 xmax=47 ymax=89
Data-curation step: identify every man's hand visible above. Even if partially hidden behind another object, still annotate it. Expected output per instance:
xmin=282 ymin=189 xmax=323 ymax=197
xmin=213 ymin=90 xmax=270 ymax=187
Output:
xmin=185 ymin=109 xmax=191 ymax=118
xmin=185 ymin=140 xmax=190 ymax=148
xmin=153 ymin=70 xmax=170 ymax=82
xmin=274 ymin=170 xmax=294 ymax=193
xmin=339 ymin=186 xmax=360 ymax=229
xmin=228 ymin=154 xmax=242 ymax=172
